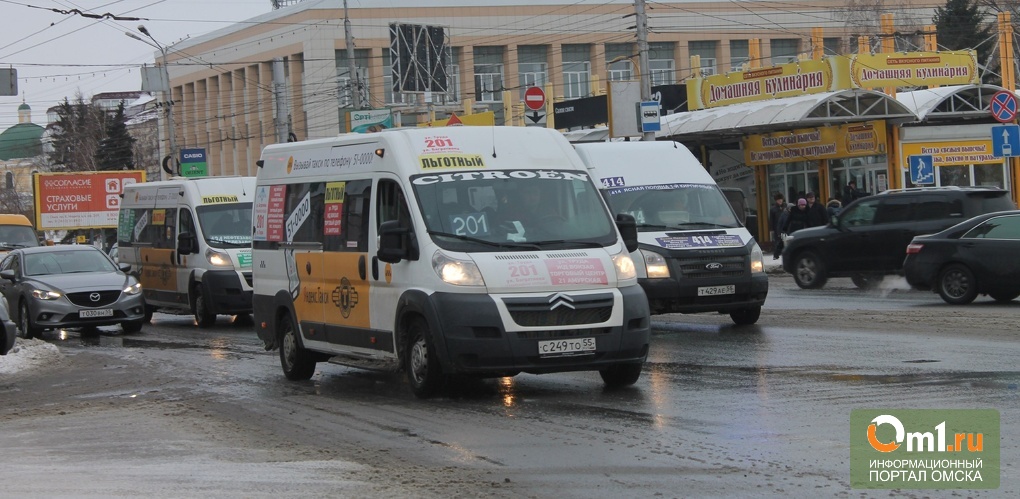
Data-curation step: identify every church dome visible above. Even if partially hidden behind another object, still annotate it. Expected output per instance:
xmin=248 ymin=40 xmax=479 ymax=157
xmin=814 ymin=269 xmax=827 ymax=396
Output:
xmin=0 ymin=122 xmax=45 ymax=160
xmin=17 ymin=102 xmax=30 ymax=111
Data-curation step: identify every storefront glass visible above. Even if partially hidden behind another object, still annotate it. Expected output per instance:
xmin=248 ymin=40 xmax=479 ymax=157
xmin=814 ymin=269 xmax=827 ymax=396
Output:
xmin=767 ymin=161 xmax=819 ymax=202
xmin=829 ymin=155 xmax=887 ymax=200
xmin=902 ymin=163 xmax=1009 ymax=191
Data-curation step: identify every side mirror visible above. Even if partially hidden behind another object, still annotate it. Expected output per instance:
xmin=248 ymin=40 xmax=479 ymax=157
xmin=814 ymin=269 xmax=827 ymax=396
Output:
xmin=0 ymin=269 xmax=16 ymax=282
xmin=177 ymin=232 xmax=198 ymax=255
xmin=615 ymin=213 xmax=639 ymax=253
xmin=119 ymin=263 xmax=132 ymax=273
xmin=377 ymin=220 xmax=418 ymax=263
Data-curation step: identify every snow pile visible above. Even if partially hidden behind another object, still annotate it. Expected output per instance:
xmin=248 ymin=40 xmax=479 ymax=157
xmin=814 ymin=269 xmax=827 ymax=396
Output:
xmin=0 ymin=338 xmax=61 ymax=374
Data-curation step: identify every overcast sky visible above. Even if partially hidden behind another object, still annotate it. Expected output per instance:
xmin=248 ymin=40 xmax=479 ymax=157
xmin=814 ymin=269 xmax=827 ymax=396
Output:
xmin=0 ymin=0 xmax=275 ymax=129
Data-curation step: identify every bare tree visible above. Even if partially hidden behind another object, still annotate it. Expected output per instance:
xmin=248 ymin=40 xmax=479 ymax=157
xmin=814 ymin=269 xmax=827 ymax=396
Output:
xmin=834 ymin=0 xmax=929 ymax=52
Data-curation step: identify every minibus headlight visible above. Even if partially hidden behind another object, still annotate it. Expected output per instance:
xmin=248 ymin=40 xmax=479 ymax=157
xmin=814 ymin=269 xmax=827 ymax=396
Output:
xmin=640 ymin=249 xmax=670 ymax=278
xmin=432 ymin=251 xmax=484 ymax=286
xmin=612 ymin=249 xmax=636 ymax=281
xmin=750 ymin=243 xmax=765 ymax=274
xmin=206 ymin=248 xmax=234 ymax=268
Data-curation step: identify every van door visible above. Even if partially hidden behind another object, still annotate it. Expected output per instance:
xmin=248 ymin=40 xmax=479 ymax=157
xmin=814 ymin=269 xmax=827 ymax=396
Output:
xmin=283 ymin=183 xmax=325 ymax=342
xmin=174 ymin=207 xmax=195 ymax=304
xmin=138 ymin=187 xmax=180 ymax=304
xmin=319 ymin=179 xmax=381 ymax=356
xmin=369 ymin=176 xmax=413 ymax=352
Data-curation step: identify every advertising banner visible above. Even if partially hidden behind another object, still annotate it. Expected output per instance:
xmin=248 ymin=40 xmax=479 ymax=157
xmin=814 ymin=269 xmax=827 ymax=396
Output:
xmin=34 ymin=171 xmax=146 ymax=230
xmin=347 ymin=109 xmax=397 ymax=133
xmin=743 ymin=121 xmax=887 ymax=166
xmin=850 ymin=51 xmax=978 ymax=89
xmin=900 ymin=140 xmax=1000 ymax=166
xmin=180 ymin=148 xmax=207 ymax=177
xmin=688 ymin=58 xmax=849 ymax=110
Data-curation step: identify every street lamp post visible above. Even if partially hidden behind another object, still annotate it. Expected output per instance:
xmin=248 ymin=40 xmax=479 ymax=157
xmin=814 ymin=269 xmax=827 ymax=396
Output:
xmin=126 ymin=26 xmax=177 ymax=177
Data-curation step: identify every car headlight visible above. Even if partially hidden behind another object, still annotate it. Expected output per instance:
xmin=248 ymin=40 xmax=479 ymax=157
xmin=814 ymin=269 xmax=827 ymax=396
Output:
xmin=206 ymin=248 xmax=234 ymax=268
xmin=612 ymin=249 xmax=637 ymax=281
xmin=640 ymin=249 xmax=670 ymax=278
xmin=750 ymin=243 xmax=765 ymax=274
xmin=432 ymin=251 xmax=484 ymax=286
xmin=123 ymin=282 xmax=142 ymax=295
xmin=32 ymin=289 xmax=62 ymax=300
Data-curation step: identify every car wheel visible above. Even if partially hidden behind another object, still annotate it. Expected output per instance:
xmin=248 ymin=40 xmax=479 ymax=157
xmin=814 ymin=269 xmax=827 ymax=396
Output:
xmin=937 ymin=264 xmax=978 ymax=305
xmin=278 ymin=311 xmax=316 ymax=381
xmin=142 ymin=305 xmax=156 ymax=324
xmin=405 ymin=316 xmax=443 ymax=399
xmin=851 ymin=274 xmax=884 ymax=289
xmin=792 ymin=251 xmax=827 ymax=289
xmin=729 ymin=306 xmax=761 ymax=325
xmin=192 ymin=286 xmax=216 ymax=328
xmin=988 ymin=291 xmax=1020 ymax=303
xmin=121 ymin=320 xmax=144 ymax=334
xmin=18 ymin=301 xmax=40 ymax=339
xmin=599 ymin=363 xmax=643 ymax=387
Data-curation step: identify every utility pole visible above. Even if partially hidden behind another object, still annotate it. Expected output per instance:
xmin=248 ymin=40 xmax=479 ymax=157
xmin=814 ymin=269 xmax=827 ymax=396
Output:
xmin=343 ymin=0 xmax=363 ymax=110
xmin=272 ymin=58 xmax=290 ymax=143
xmin=128 ymin=26 xmax=178 ymax=177
xmin=635 ymin=0 xmax=654 ymax=141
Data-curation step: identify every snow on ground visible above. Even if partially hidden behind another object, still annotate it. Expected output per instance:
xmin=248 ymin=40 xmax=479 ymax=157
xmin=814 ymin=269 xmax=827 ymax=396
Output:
xmin=0 ymin=338 xmax=61 ymax=375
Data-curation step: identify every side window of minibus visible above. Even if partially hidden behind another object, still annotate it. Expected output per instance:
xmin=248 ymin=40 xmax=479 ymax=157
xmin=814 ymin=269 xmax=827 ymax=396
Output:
xmin=342 ymin=180 xmax=372 ymax=252
xmin=377 ymin=179 xmax=411 ymax=229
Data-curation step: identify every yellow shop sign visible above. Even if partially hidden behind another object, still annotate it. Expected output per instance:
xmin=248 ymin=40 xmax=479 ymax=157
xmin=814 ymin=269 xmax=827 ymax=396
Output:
xmin=743 ymin=121 xmax=886 ymax=166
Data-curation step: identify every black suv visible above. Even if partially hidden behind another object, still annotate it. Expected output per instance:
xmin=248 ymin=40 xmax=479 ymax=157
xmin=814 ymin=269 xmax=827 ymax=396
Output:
xmin=781 ymin=187 xmax=1017 ymax=289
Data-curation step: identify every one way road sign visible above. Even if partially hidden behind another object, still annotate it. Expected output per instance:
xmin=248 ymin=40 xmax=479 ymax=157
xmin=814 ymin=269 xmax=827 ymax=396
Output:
xmin=991 ymin=124 xmax=1020 ymax=157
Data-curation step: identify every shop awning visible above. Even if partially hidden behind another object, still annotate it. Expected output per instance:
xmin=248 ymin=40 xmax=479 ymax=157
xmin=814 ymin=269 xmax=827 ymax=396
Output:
xmin=896 ymin=84 xmax=1013 ymax=123
xmin=658 ymin=89 xmax=917 ymax=145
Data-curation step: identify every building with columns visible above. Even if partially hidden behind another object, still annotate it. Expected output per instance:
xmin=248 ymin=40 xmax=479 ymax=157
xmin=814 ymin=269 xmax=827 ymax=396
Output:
xmin=155 ymin=0 xmax=938 ymax=177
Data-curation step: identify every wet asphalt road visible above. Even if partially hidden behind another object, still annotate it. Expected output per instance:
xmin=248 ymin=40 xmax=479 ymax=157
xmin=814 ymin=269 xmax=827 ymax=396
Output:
xmin=1 ymin=274 xmax=1017 ymax=497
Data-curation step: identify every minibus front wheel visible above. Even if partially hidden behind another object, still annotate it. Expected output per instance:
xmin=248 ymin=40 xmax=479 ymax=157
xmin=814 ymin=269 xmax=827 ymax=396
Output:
xmin=405 ymin=316 xmax=443 ymax=399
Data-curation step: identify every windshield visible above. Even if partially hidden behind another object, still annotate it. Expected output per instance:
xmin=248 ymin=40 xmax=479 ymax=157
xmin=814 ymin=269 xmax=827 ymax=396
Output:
xmin=196 ymin=203 xmax=253 ymax=248
xmin=602 ymin=183 xmax=741 ymax=230
xmin=0 ymin=225 xmax=40 ymax=249
xmin=24 ymin=249 xmax=118 ymax=276
xmin=411 ymin=169 xmax=617 ymax=251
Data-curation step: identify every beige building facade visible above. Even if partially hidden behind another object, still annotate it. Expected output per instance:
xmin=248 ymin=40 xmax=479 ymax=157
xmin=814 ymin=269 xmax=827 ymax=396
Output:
xmin=158 ymin=0 xmax=937 ymax=177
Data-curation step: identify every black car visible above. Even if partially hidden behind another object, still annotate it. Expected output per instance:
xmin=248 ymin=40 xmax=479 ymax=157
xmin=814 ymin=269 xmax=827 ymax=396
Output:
xmin=782 ymin=186 xmax=1016 ymax=289
xmin=903 ymin=210 xmax=1020 ymax=304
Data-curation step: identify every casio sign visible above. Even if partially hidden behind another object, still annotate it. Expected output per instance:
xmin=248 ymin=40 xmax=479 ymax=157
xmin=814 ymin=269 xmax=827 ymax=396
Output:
xmin=183 ymin=153 xmax=204 ymax=159
xmin=705 ymin=262 xmax=724 ymax=271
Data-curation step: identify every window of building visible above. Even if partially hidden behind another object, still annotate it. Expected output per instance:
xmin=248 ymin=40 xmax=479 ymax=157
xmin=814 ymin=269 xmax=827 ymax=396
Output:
xmin=767 ymin=162 xmax=820 ymax=205
xmin=518 ymin=45 xmax=549 ymax=100
xmin=648 ymin=42 xmax=675 ymax=85
xmin=382 ymin=51 xmax=407 ymax=105
xmin=562 ymin=44 xmax=591 ymax=99
xmin=770 ymin=39 xmax=800 ymax=65
xmin=823 ymin=37 xmax=841 ymax=56
xmin=473 ymin=46 xmax=504 ymax=102
xmin=730 ymin=39 xmax=750 ymax=71
xmin=605 ymin=43 xmax=635 ymax=81
xmin=336 ymin=49 xmax=371 ymax=108
xmin=447 ymin=47 xmax=461 ymax=103
xmin=689 ymin=41 xmax=717 ymax=75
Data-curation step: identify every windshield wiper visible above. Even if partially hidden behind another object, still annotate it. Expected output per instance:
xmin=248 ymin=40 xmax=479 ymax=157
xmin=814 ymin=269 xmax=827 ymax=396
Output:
xmin=206 ymin=238 xmax=249 ymax=247
xmin=635 ymin=223 xmax=673 ymax=230
xmin=427 ymin=230 xmax=540 ymax=250
xmin=669 ymin=222 xmax=736 ymax=229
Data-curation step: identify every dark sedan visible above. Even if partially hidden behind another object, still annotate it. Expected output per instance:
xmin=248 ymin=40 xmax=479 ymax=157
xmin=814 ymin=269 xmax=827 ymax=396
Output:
xmin=0 ymin=246 xmax=146 ymax=337
xmin=903 ymin=210 xmax=1020 ymax=305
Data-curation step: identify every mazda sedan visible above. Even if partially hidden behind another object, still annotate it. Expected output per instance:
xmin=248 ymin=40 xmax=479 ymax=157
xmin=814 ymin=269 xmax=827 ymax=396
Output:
xmin=0 ymin=246 xmax=146 ymax=337
xmin=903 ymin=210 xmax=1020 ymax=305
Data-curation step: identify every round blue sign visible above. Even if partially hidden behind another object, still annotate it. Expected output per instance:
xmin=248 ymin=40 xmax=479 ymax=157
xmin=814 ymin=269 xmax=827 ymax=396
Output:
xmin=990 ymin=91 xmax=1018 ymax=123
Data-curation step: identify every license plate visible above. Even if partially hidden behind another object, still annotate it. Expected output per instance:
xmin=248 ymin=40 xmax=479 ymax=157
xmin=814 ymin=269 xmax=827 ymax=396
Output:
xmin=697 ymin=285 xmax=735 ymax=296
xmin=80 ymin=309 xmax=113 ymax=318
xmin=537 ymin=337 xmax=596 ymax=357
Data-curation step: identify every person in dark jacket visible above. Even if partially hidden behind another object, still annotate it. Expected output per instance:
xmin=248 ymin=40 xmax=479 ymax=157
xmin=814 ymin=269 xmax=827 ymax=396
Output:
xmin=842 ymin=180 xmax=863 ymax=205
xmin=826 ymin=198 xmax=842 ymax=219
xmin=804 ymin=192 xmax=828 ymax=227
xmin=783 ymin=198 xmax=810 ymax=234
xmin=768 ymin=192 xmax=788 ymax=259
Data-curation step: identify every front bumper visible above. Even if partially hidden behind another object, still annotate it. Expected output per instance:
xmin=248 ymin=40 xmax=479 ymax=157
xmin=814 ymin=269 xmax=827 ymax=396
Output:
xmin=641 ymin=271 xmax=769 ymax=314
xmin=425 ymin=285 xmax=651 ymax=376
xmin=200 ymin=270 xmax=253 ymax=315
xmin=27 ymin=292 xmax=146 ymax=329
